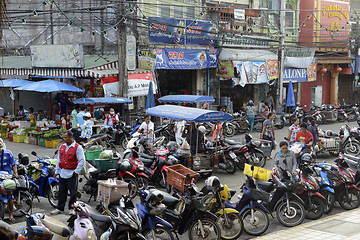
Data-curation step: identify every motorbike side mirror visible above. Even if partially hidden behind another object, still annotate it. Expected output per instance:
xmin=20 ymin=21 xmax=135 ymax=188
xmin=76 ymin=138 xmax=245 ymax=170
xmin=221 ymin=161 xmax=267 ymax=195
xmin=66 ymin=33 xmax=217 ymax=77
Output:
xmin=31 ymin=151 xmax=37 ymax=157
xmin=284 ymin=137 xmax=289 ymax=140
xmin=186 ymin=173 xmax=191 ymax=180
xmin=54 ymin=150 xmax=58 ymax=155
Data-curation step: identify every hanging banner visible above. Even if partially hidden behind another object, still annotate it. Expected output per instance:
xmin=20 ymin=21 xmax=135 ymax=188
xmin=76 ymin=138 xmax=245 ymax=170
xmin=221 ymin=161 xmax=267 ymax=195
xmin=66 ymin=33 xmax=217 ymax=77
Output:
xmin=149 ymin=17 xmax=217 ymax=46
xmin=251 ymin=61 xmax=268 ymax=84
xmin=307 ymin=63 xmax=317 ymax=82
xmin=283 ymin=68 xmax=308 ymax=83
xmin=266 ymin=60 xmax=279 ymax=80
xmin=153 ymin=48 xmax=218 ymax=70
xmin=234 ymin=61 xmax=268 ymax=85
xmin=284 ymin=48 xmax=315 ymax=68
xmin=149 ymin=17 xmax=185 ymax=45
xmin=101 ymin=72 xmax=157 ymax=97
xmin=138 ymin=50 xmax=157 ymax=71
xmin=185 ymin=20 xmax=217 ymax=46
xmin=216 ymin=60 xmax=234 ymax=78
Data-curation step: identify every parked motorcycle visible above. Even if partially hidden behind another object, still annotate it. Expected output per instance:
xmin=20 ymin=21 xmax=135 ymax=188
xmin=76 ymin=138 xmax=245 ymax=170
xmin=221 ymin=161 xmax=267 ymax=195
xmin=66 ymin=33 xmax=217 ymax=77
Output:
xmin=67 ymin=201 xmax=96 ymax=240
xmin=225 ymin=133 xmax=266 ymax=169
xmin=18 ymin=210 xmax=71 ymax=240
xmin=27 ymin=151 xmax=59 ymax=208
xmin=0 ymin=172 xmax=16 ymax=220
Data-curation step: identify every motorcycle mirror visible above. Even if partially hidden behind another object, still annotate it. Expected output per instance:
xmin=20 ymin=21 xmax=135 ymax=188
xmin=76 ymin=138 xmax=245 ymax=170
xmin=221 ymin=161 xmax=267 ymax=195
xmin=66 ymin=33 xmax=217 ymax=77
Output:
xmin=54 ymin=150 xmax=58 ymax=155
xmin=284 ymin=137 xmax=288 ymax=140
xmin=31 ymin=151 xmax=37 ymax=157
xmin=186 ymin=173 xmax=191 ymax=180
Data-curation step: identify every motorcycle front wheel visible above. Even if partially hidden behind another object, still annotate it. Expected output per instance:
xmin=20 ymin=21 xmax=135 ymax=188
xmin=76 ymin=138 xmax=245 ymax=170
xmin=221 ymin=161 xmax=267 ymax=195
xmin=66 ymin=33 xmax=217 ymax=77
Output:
xmin=216 ymin=213 xmax=243 ymax=240
xmin=47 ymin=182 xmax=59 ymax=208
xmin=242 ymin=207 xmax=269 ymax=236
xmin=188 ymin=217 xmax=221 ymax=240
xmin=338 ymin=188 xmax=360 ymax=210
xmin=305 ymin=196 xmax=325 ymax=220
xmin=276 ymin=200 xmax=305 ymax=227
xmin=322 ymin=191 xmax=335 ymax=214
xmin=143 ymin=227 xmax=174 ymax=240
xmin=224 ymin=124 xmax=236 ymax=137
xmin=123 ymin=177 xmax=139 ymax=199
xmin=343 ymin=141 xmax=360 ymax=155
xmin=225 ymin=159 xmax=237 ymax=174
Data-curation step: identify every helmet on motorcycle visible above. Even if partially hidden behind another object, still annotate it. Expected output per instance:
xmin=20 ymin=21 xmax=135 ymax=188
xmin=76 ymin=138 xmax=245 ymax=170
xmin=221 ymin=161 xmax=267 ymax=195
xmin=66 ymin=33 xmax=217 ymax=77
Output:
xmin=219 ymin=184 xmax=231 ymax=201
xmin=325 ymin=130 xmax=333 ymax=138
xmin=18 ymin=153 xmax=29 ymax=165
xmin=248 ymin=100 xmax=253 ymax=105
xmin=84 ymin=112 xmax=91 ymax=118
xmin=2 ymin=179 xmax=16 ymax=192
xmin=205 ymin=176 xmax=221 ymax=189
xmin=198 ymin=126 xmax=206 ymax=134
xmin=300 ymin=153 xmax=312 ymax=164
xmin=119 ymin=160 xmax=132 ymax=171
xmin=0 ymin=138 xmax=5 ymax=150
xmin=296 ymin=102 xmax=300 ymax=106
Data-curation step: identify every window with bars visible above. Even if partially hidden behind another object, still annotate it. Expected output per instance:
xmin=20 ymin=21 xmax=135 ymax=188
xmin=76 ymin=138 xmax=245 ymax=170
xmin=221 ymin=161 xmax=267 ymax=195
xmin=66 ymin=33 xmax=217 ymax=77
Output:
xmin=173 ymin=5 xmax=183 ymax=18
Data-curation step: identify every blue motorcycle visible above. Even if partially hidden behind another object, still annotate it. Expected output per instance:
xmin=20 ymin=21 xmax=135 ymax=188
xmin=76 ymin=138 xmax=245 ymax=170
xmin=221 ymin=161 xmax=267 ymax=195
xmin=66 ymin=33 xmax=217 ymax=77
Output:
xmin=137 ymin=190 xmax=174 ymax=239
xmin=28 ymin=151 xmax=59 ymax=208
xmin=312 ymin=163 xmax=336 ymax=214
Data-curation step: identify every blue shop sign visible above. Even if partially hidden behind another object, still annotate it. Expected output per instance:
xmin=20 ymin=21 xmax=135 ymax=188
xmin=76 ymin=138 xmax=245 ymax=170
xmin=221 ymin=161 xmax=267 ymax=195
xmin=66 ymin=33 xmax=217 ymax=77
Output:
xmin=283 ymin=68 xmax=308 ymax=82
xmin=153 ymin=48 xmax=218 ymax=70
xmin=148 ymin=17 xmax=217 ymax=46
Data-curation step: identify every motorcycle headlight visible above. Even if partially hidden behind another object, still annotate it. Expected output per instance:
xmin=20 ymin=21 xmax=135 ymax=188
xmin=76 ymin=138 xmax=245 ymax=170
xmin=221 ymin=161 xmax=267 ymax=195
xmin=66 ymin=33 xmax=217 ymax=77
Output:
xmin=86 ymin=229 xmax=97 ymax=240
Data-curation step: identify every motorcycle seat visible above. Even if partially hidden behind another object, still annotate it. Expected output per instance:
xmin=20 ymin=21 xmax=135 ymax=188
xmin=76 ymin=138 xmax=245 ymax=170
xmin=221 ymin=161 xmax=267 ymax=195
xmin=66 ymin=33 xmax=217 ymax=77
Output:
xmin=139 ymin=153 xmax=156 ymax=160
xmin=91 ymin=212 xmax=112 ymax=224
xmin=224 ymin=139 xmax=241 ymax=145
xmin=149 ymin=189 xmax=179 ymax=209
xmin=139 ymin=157 xmax=153 ymax=167
xmin=230 ymin=144 xmax=243 ymax=150
xmin=42 ymin=215 xmax=71 ymax=237
xmin=257 ymin=181 xmax=274 ymax=193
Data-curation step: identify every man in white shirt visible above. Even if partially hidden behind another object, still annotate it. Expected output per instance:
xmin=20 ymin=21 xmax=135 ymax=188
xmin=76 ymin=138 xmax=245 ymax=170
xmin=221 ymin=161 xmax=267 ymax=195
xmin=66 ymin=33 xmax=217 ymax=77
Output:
xmin=138 ymin=115 xmax=154 ymax=148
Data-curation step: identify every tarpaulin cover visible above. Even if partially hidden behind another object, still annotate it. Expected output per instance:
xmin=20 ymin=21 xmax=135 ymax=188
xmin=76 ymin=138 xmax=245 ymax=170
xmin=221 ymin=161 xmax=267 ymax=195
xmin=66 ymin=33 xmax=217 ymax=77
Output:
xmin=146 ymin=105 xmax=233 ymax=122
xmin=158 ymin=95 xmax=215 ymax=103
xmin=74 ymin=97 xmax=133 ymax=104
xmin=14 ymin=79 xmax=84 ymax=92
xmin=0 ymin=79 xmax=31 ymax=87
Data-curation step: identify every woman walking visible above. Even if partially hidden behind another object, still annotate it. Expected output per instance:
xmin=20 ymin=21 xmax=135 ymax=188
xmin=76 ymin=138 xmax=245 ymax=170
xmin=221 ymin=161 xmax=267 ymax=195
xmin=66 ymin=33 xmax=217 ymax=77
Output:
xmin=245 ymin=100 xmax=256 ymax=131
xmin=261 ymin=112 xmax=275 ymax=159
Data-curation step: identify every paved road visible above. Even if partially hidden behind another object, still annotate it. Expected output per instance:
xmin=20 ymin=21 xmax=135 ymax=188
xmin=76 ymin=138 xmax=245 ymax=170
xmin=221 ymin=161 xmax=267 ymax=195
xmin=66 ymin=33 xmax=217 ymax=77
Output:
xmin=2 ymin=120 xmax=357 ymax=239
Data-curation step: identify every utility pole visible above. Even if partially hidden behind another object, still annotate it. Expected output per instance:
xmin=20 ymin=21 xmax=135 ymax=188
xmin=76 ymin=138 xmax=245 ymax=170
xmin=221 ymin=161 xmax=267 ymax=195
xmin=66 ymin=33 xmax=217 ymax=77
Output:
xmin=277 ymin=0 xmax=286 ymax=112
xmin=354 ymin=20 xmax=359 ymax=104
xmin=117 ymin=2 xmax=127 ymax=98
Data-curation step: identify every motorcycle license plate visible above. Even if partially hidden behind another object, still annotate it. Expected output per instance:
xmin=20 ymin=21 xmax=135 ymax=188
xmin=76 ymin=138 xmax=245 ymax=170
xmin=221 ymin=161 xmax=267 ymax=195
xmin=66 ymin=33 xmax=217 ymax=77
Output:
xmin=244 ymin=152 xmax=251 ymax=159
xmin=229 ymin=152 xmax=237 ymax=160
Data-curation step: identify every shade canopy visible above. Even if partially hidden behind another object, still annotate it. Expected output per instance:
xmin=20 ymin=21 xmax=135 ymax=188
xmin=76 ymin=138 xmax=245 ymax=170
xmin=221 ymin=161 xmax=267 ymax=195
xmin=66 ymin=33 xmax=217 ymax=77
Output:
xmin=74 ymin=97 xmax=133 ymax=104
xmin=0 ymin=79 xmax=32 ymax=87
xmin=14 ymin=79 xmax=84 ymax=93
xmin=158 ymin=95 xmax=215 ymax=104
xmin=286 ymin=81 xmax=296 ymax=107
xmin=146 ymin=82 xmax=156 ymax=109
xmin=146 ymin=105 xmax=233 ymax=122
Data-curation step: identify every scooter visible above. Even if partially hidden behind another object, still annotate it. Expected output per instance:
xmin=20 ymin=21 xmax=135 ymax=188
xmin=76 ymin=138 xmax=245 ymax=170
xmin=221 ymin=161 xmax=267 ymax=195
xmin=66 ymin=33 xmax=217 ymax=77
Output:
xmin=13 ymin=156 xmax=32 ymax=217
xmin=27 ymin=151 xmax=59 ymax=208
xmin=67 ymin=201 xmax=96 ymax=240
xmin=18 ymin=209 xmax=71 ymax=240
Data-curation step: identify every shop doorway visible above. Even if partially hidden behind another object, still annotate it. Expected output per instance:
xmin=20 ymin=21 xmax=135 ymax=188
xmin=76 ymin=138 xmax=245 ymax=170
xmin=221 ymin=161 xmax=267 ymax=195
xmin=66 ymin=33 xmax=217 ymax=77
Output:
xmin=157 ymin=70 xmax=195 ymax=95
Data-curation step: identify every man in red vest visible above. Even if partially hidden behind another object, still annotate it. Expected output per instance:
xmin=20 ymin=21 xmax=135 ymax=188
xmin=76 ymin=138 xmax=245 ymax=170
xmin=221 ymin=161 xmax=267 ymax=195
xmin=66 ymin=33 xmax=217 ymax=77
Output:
xmin=51 ymin=130 xmax=85 ymax=215
xmin=104 ymin=108 xmax=119 ymax=131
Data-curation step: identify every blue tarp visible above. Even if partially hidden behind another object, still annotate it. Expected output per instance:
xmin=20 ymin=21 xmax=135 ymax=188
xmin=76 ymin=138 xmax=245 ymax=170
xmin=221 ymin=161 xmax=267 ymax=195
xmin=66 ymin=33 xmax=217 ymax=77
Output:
xmin=158 ymin=95 xmax=215 ymax=103
xmin=146 ymin=105 xmax=233 ymax=122
xmin=286 ymin=81 xmax=296 ymax=107
xmin=74 ymin=97 xmax=133 ymax=104
xmin=14 ymin=79 xmax=84 ymax=93
xmin=0 ymin=79 xmax=32 ymax=87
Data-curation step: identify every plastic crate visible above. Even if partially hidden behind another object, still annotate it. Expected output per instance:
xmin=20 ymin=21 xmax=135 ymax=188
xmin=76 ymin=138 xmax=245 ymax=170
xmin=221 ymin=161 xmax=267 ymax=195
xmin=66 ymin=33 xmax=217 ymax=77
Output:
xmin=243 ymin=163 xmax=272 ymax=182
xmin=45 ymin=139 xmax=61 ymax=148
xmin=0 ymin=130 xmax=8 ymax=139
xmin=97 ymin=179 xmax=129 ymax=205
xmin=94 ymin=158 xmax=119 ymax=172
xmin=24 ymin=136 xmax=29 ymax=144
xmin=28 ymin=136 xmax=37 ymax=145
xmin=13 ymin=134 xmax=26 ymax=143
xmin=8 ymin=133 xmax=13 ymax=142
xmin=167 ymin=164 xmax=200 ymax=192
xmin=38 ymin=138 xmax=46 ymax=147
xmin=85 ymin=148 xmax=102 ymax=161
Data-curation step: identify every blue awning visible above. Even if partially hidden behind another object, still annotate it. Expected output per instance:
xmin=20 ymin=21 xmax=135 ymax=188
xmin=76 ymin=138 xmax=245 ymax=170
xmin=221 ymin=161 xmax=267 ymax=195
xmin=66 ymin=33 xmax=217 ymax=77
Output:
xmin=158 ymin=95 xmax=215 ymax=103
xmin=0 ymin=79 xmax=32 ymax=87
xmin=74 ymin=97 xmax=133 ymax=104
xmin=146 ymin=105 xmax=233 ymax=122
